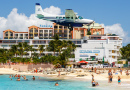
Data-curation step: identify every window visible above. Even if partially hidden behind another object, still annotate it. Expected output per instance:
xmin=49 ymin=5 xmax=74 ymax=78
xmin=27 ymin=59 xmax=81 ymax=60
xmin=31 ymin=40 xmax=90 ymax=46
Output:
xmin=78 ymin=16 xmax=83 ymax=19
xmin=63 ymin=17 xmax=66 ymax=19
xmin=56 ymin=17 xmax=59 ymax=19
xmin=71 ymin=17 xmax=73 ymax=19
xmin=66 ymin=17 xmax=70 ymax=19
xmin=59 ymin=26 xmax=62 ymax=28
xmin=59 ymin=17 xmax=62 ymax=19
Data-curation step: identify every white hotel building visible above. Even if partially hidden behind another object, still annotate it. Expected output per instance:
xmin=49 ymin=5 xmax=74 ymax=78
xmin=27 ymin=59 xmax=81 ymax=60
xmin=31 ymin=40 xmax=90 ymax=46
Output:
xmin=75 ymin=34 xmax=122 ymax=63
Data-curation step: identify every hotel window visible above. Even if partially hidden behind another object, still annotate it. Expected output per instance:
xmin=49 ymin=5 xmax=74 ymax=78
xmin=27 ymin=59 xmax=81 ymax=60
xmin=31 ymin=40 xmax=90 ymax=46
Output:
xmin=64 ymin=34 xmax=67 ymax=37
xmin=54 ymin=26 xmax=57 ymax=28
xmin=34 ymin=29 xmax=38 ymax=32
xmin=20 ymin=34 xmax=23 ymax=36
xmin=40 ymin=30 xmax=43 ymax=33
xmin=59 ymin=26 xmax=62 ymax=28
xmin=5 ymin=34 xmax=8 ymax=36
xmin=44 ymin=30 xmax=48 ymax=33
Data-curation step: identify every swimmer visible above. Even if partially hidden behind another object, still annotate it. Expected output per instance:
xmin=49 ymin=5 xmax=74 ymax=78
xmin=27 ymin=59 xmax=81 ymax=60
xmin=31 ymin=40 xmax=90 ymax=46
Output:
xmin=38 ymin=77 xmax=40 ymax=79
xmin=15 ymin=74 xmax=18 ymax=78
xmin=96 ymin=82 xmax=99 ymax=86
xmin=11 ymin=79 xmax=12 ymax=80
xmin=9 ymin=75 xmax=11 ymax=78
xmin=32 ymin=76 xmax=35 ymax=80
xmin=17 ymin=77 xmax=20 ymax=81
xmin=55 ymin=82 xmax=59 ymax=86
xmin=23 ymin=75 xmax=26 ymax=80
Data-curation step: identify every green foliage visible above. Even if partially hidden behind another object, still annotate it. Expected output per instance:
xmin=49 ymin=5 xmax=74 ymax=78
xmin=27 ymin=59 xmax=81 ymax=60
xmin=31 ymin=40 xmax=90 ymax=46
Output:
xmin=0 ymin=36 xmax=76 ymax=67
xmin=118 ymin=61 xmax=123 ymax=64
xmin=87 ymin=31 xmax=91 ymax=35
xmin=120 ymin=44 xmax=130 ymax=59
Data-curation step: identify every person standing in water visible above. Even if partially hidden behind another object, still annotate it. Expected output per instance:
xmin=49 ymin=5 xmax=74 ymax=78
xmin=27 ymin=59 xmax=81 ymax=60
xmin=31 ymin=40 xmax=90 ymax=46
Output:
xmin=118 ymin=76 xmax=121 ymax=85
xmin=92 ymin=79 xmax=96 ymax=87
xmin=32 ymin=76 xmax=35 ymax=80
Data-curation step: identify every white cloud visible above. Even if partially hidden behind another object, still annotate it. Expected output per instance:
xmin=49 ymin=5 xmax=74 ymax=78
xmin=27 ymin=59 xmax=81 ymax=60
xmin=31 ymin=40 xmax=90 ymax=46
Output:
xmin=101 ymin=23 xmax=125 ymax=37
xmin=101 ymin=23 xmax=130 ymax=43
xmin=0 ymin=6 xmax=61 ymax=38
xmin=43 ymin=6 xmax=61 ymax=15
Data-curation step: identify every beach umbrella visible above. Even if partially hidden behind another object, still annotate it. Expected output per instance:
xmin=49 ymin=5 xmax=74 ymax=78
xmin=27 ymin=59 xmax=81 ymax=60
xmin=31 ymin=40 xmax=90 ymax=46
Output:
xmin=78 ymin=60 xmax=88 ymax=64
xmin=102 ymin=57 xmax=104 ymax=64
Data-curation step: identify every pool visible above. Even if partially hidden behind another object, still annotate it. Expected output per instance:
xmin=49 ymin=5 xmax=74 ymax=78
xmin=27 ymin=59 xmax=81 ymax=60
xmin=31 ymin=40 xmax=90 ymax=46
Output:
xmin=0 ymin=75 xmax=129 ymax=90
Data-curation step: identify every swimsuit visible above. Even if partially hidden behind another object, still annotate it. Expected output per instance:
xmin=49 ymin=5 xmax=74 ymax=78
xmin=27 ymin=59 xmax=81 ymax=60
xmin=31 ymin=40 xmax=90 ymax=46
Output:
xmin=92 ymin=82 xmax=95 ymax=87
xmin=118 ymin=79 xmax=121 ymax=83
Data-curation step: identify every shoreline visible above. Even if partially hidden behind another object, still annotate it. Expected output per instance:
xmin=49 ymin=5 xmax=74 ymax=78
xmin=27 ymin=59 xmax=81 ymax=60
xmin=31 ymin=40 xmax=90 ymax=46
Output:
xmin=0 ymin=68 xmax=130 ymax=82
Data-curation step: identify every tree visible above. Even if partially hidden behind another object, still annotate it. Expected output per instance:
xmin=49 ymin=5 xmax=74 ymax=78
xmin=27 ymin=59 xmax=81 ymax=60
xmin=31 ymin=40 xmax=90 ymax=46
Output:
xmin=38 ymin=45 xmax=45 ymax=57
xmin=87 ymin=31 xmax=91 ymax=35
xmin=11 ymin=45 xmax=19 ymax=58
xmin=29 ymin=45 xmax=34 ymax=59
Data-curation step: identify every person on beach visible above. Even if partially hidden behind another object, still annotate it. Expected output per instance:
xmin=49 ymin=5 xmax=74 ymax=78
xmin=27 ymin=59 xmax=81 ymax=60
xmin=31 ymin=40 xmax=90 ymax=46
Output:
xmin=126 ymin=70 xmax=129 ymax=76
xmin=57 ymin=71 xmax=60 ymax=77
xmin=55 ymin=82 xmax=59 ymax=86
xmin=17 ymin=77 xmax=20 ymax=81
xmin=92 ymin=74 xmax=94 ymax=80
xmin=109 ymin=74 xmax=113 ymax=83
xmin=94 ymin=67 xmax=96 ymax=73
xmin=120 ymin=69 xmax=122 ymax=75
xmin=32 ymin=76 xmax=35 ymax=80
xmin=92 ymin=79 xmax=96 ymax=87
xmin=92 ymin=67 xmax=93 ymax=72
xmin=118 ymin=76 xmax=121 ymax=85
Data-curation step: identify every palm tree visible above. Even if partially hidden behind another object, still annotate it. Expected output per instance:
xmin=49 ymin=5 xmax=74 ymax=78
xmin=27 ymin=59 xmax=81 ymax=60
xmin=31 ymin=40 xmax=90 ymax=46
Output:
xmin=11 ymin=45 xmax=19 ymax=58
xmin=38 ymin=45 xmax=45 ymax=57
xmin=29 ymin=45 xmax=34 ymax=59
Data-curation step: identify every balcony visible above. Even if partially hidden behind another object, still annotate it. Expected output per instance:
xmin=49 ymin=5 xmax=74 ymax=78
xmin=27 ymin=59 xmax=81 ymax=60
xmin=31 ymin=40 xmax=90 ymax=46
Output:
xmin=39 ymin=32 xmax=43 ymax=34
xmin=49 ymin=31 xmax=53 ymax=33
xmin=29 ymin=32 xmax=33 ymax=34
xmin=34 ymin=32 xmax=38 ymax=34
xmin=44 ymin=32 xmax=48 ymax=34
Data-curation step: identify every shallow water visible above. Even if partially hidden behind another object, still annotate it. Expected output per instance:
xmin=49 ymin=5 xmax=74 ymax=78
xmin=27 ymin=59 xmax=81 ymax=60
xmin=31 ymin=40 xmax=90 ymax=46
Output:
xmin=0 ymin=75 xmax=129 ymax=90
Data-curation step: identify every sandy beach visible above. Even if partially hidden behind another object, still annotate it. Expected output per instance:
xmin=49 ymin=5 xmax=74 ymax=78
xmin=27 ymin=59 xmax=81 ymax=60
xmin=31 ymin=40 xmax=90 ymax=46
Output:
xmin=0 ymin=68 xmax=130 ymax=82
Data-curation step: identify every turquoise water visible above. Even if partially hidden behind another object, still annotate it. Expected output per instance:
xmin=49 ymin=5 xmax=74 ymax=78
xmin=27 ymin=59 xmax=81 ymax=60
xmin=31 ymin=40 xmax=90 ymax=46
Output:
xmin=0 ymin=75 xmax=98 ymax=90
xmin=0 ymin=75 xmax=130 ymax=90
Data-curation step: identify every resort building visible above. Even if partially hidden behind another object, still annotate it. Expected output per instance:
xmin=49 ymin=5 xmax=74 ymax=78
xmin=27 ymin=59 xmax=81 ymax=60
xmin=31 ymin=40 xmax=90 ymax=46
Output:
xmin=72 ymin=23 xmax=104 ymax=39
xmin=0 ymin=23 xmax=122 ymax=64
xmin=75 ymin=34 xmax=122 ymax=64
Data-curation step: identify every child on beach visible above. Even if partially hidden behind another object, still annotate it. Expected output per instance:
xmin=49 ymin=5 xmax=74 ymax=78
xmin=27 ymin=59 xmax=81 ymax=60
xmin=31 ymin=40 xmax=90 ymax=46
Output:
xmin=118 ymin=76 xmax=121 ymax=85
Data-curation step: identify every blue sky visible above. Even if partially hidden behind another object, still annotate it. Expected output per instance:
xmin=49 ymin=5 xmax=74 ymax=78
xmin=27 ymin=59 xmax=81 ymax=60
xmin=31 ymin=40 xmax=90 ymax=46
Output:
xmin=0 ymin=0 xmax=130 ymax=45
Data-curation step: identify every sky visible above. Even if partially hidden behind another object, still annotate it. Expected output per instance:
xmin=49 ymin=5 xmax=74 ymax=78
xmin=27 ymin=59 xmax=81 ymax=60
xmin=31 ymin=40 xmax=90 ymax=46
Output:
xmin=0 ymin=0 xmax=130 ymax=46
